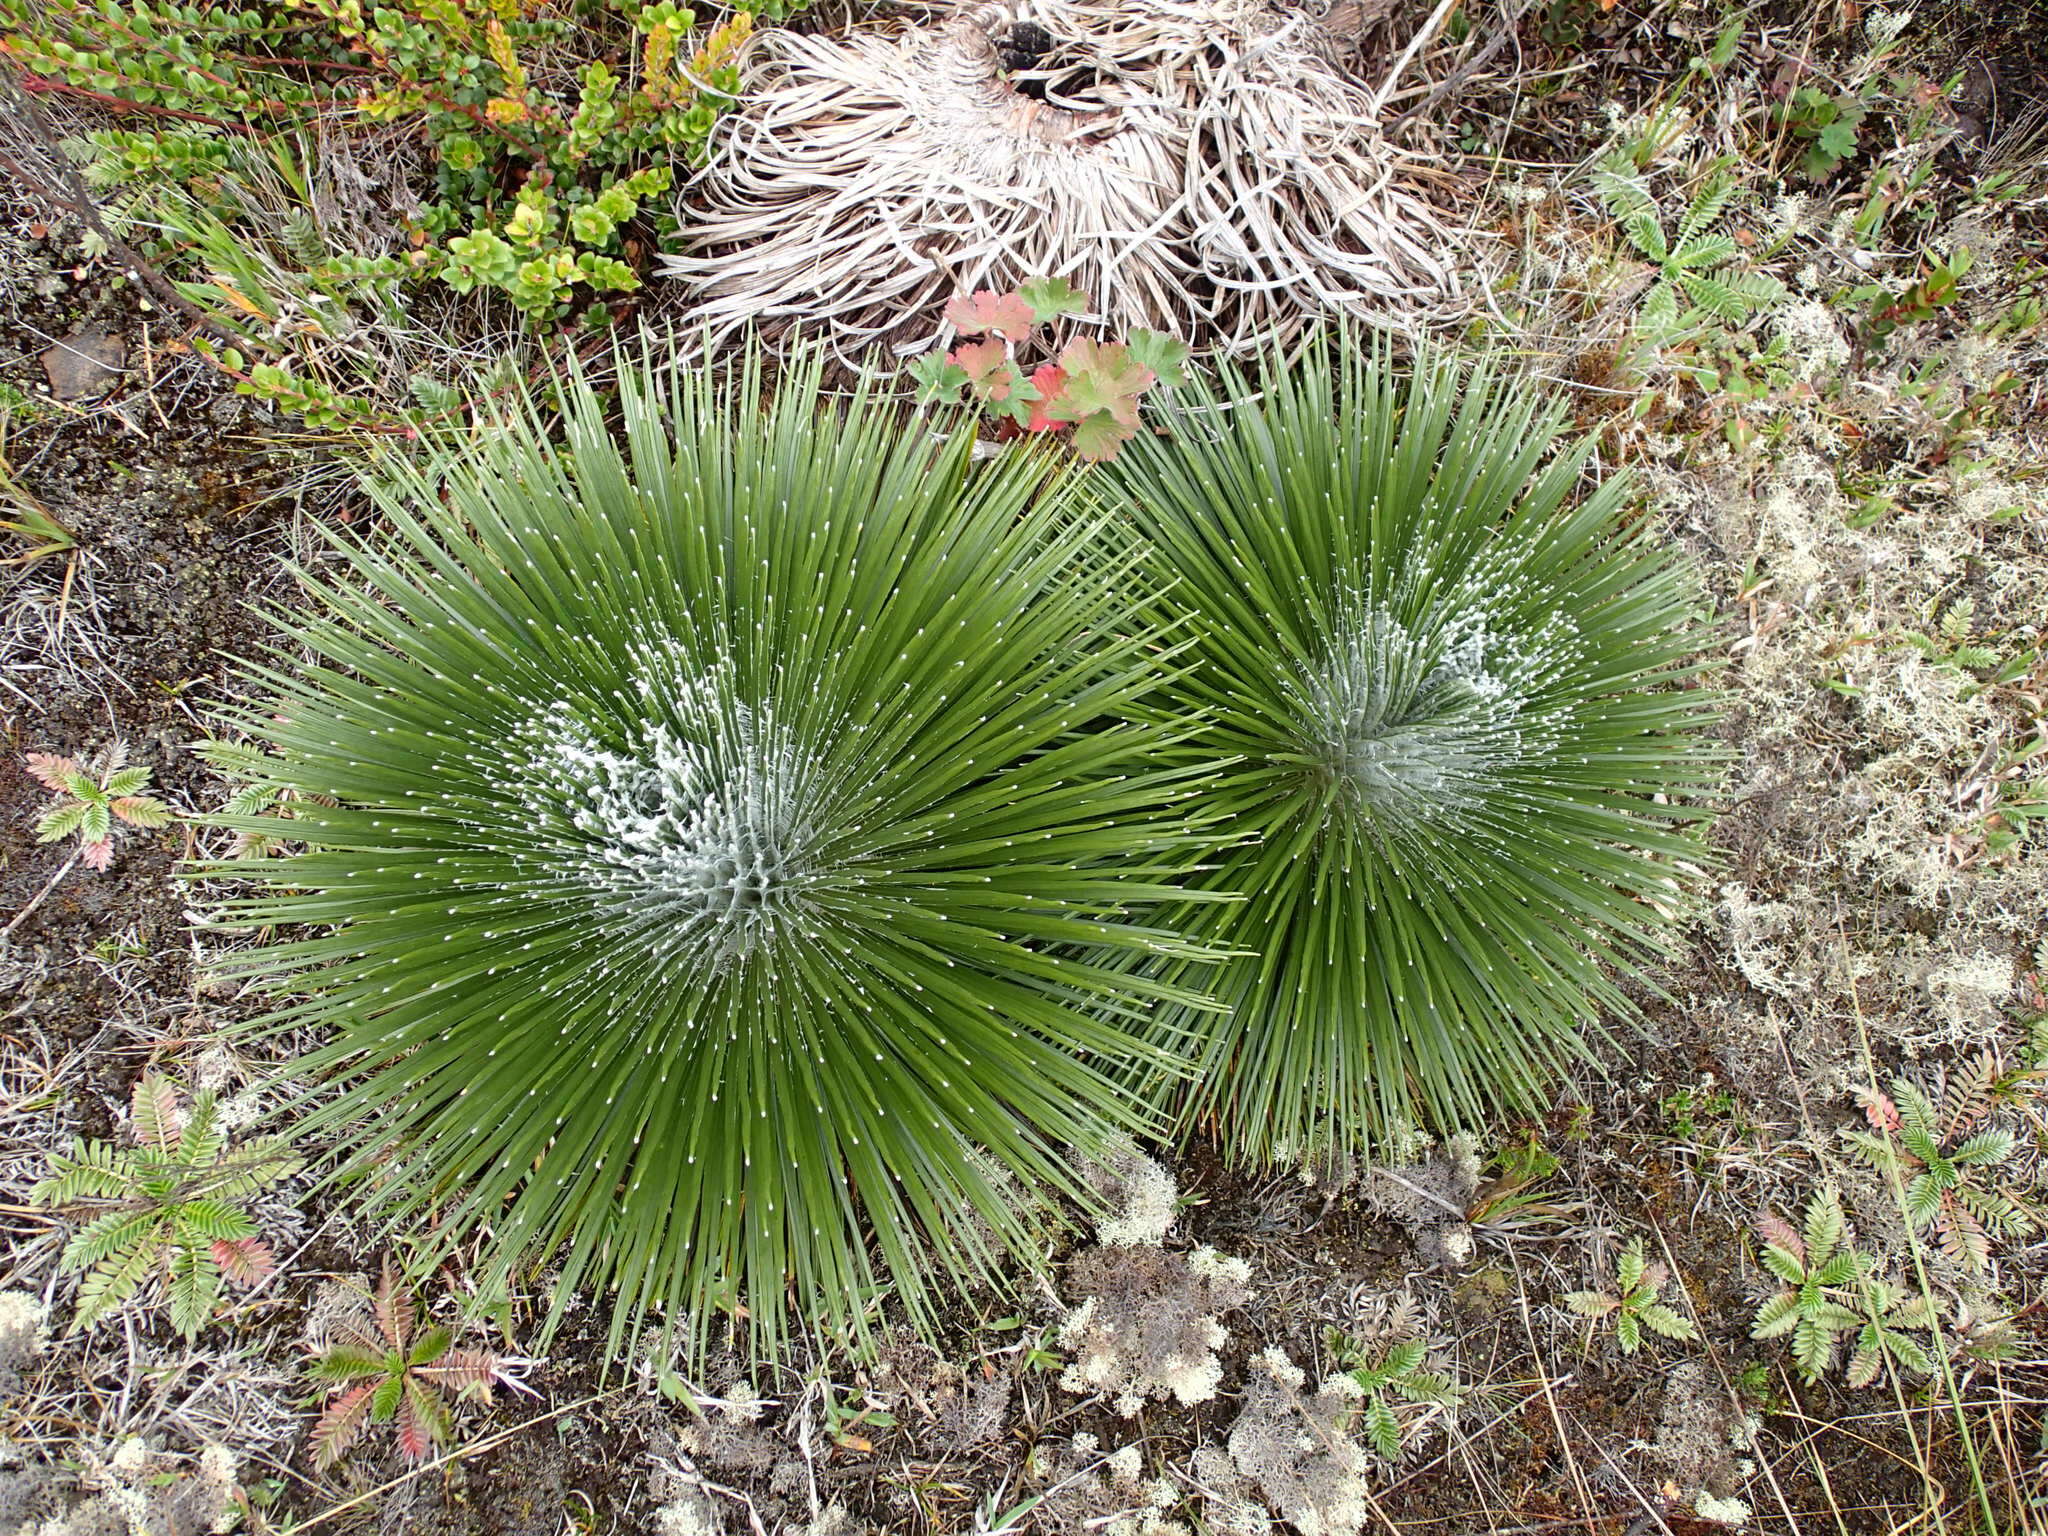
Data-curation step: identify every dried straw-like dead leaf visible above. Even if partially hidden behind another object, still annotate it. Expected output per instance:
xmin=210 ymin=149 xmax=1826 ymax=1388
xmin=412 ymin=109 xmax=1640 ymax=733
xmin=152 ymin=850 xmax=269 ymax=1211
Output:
xmin=663 ymin=0 xmax=1466 ymax=357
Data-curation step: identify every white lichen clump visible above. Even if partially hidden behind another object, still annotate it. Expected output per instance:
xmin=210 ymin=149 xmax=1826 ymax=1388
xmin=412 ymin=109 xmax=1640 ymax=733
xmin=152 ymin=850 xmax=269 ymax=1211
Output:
xmin=653 ymin=1491 xmax=727 ymax=1536
xmin=0 ymin=1291 xmax=48 ymax=1385
xmin=1362 ymin=1130 xmax=1483 ymax=1267
xmin=1058 ymin=1244 xmax=1249 ymax=1416
xmin=1032 ymin=1433 xmax=1189 ymax=1536
xmin=1924 ymin=949 xmax=2014 ymax=1042
xmin=1193 ymin=1349 xmax=1372 ymax=1536
xmin=1090 ymin=1142 xmax=1181 ymax=1247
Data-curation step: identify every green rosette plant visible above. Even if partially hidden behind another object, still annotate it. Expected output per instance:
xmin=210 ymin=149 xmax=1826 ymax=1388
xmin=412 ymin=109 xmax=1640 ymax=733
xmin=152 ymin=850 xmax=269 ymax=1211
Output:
xmin=204 ymin=346 xmax=1222 ymax=1360
xmin=1097 ymin=336 xmax=1720 ymax=1161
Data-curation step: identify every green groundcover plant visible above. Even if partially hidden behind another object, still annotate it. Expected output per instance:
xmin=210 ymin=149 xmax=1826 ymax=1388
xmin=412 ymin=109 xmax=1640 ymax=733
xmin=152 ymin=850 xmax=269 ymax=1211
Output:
xmin=1095 ymin=337 xmax=1719 ymax=1161
xmin=202 ymin=345 xmax=1224 ymax=1361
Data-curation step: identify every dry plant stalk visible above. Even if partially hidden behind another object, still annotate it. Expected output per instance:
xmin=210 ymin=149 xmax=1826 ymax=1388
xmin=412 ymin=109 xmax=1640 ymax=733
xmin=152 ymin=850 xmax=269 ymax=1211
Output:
xmin=662 ymin=0 xmax=1466 ymax=356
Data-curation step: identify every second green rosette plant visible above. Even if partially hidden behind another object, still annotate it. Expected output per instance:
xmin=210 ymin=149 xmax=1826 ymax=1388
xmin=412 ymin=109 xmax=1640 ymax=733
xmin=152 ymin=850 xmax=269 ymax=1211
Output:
xmin=206 ymin=347 xmax=1221 ymax=1360
xmin=1097 ymin=337 xmax=1720 ymax=1162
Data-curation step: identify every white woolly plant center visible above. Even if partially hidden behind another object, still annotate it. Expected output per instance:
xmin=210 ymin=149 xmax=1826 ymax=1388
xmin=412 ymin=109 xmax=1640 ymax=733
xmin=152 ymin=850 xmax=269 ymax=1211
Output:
xmin=517 ymin=660 xmax=836 ymax=969
xmin=1293 ymin=601 xmax=1574 ymax=830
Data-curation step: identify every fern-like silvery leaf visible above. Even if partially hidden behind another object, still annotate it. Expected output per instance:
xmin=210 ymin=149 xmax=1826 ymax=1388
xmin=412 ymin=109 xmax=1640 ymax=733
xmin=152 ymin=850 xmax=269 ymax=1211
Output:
xmin=1957 ymin=1182 xmax=2034 ymax=1236
xmin=1627 ymin=211 xmax=1669 ymax=264
xmin=79 ymin=801 xmax=111 ymax=847
xmin=34 ymin=800 xmax=90 ymax=842
xmin=1751 ymin=1292 xmax=1801 ymax=1338
xmin=1939 ymin=1203 xmax=1991 ymax=1269
xmin=310 ymin=1383 xmax=378 ymax=1470
xmin=102 ymin=765 xmax=151 ymax=797
xmin=1616 ymin=1238 xmax=1648 ymax=1295
xmin=33 ymin=1140 xmax=137 ymax=1205
xmin=1840 ymin=1127 xmax=1898 ymax=1172
xmin=1754 ymin=1211 xmax=1803 ymax=1265
xmin=130 ymin=1076 xmax=182 ymax=1157
xmin=61 ymin=1207 xmax=163 ymax=1275
xmin=1791 ymin=1316 xmax=1837 ymax=1380
xmin=374 ymin=1260 xmax=415 ymax=1354
xmin=73 ymin=1240 xmax=159 ymax=1332
xmin=1940 ymin=1052 xmax=2000 ymax=1139
xmin=307 ymin=1345 xmax=391 ymax=1385
xmin=24 ymin=752 xmax=82 ymax=793
xmin=1804 ymin=1190 xmax=1846 ymax=1264
xmin=1637 ymin=1303 xmax=1700 ymax=1342
xmin=1677 ymin=272 xmax=1750 ymax=324
xmin=1813 ymin=1251 xmax=1867 ymax=1287
xmin=176 ymin=1092 xmax=226 ymax=1167
xmin=1903 ymin=1175 xmax=1945 ymax=1228
xmin=423 ymin=1348 xmax=503 ymax=1401
xmin=1565 ymin=1290 xmax=1618 ymax=1319
xmin=1844 ymin=1334 xmax=1883 ymax=1389
xmin=167 ymin=1242 xmax=223 ymax=1339
xmin=1675 ymin=177 xmax=1736 ymax=247
xmin=1615 ymin=1310 xmax=1643 ymax=1354
xmin=407 ymin=1324 xmax=453 ymax=1369
xmin=1359 ymin=1399 xmax=1402 ymax=1461
xmin=1857 ymin=1084 xmax=1901 ymax=1132
xmin=1673 ymin=233 xmax=1737 ymax=271
xmin=210 ymin=1236 xmax=274 ymax=1287
xmin=109 ymin=795 xmax=171 ymax=829
xmin=1949 ymin=1128 xmax=2015 ymax=1166
xmin=177 ymin=1199 xmax=256 ymax=1244
xmin=396 ymin=1378 xmax=451 ymax=1461
xmin=1596 ymin=166 xmax=1648 ymax=215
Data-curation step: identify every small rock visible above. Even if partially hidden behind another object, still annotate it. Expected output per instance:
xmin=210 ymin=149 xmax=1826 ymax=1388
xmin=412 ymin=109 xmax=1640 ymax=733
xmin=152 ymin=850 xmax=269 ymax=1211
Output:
xmin=41 ymin=329 xmax=127 ymax=399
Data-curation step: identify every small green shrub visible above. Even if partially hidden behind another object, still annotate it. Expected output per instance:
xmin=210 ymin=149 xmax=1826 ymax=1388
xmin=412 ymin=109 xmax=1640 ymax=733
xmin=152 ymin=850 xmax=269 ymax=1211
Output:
xmin=1095 ymin=337 xmax=1720 ymax=1161
xmin=0 ymin=0 xmax=779 ymax=316
xmin=204 ymin=346 xmax=1221 ymax=1362
xmin=27 ymin=749 xmax=171 ymax=871
xmin=306 ymin=1258 xmax=512 ymax=1469
xmin=1327 ymin=1331 xmax=1466 ymax=1459
xmin=32 ymin=1075 xmax=296 ymax=1339
xmin=1751 ymin=1189 xmax=1933 ymax=1388
xmin=1564 ymin=1235 xmax=1701 ymax=1354
xmin=1843 ymin=1052 xmax=2041 ymax=1269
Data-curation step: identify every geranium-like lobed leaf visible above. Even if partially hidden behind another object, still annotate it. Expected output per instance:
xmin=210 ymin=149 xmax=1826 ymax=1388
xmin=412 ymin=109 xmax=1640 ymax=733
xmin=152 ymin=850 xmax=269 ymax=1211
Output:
xmin=943 ymin=288 xmax=1036 ymax=341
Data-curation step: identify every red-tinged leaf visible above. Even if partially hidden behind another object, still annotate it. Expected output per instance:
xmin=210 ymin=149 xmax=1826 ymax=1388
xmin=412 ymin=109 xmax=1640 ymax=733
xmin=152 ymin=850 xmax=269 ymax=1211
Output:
xmin=943 ymin=289 xmax=1036 ymax=341
xmin=949 ymin=342 xmax=1039 ymax=429
xmin=24 ymin=753 xmax=79 ymax=793
xmin=395 ymin=1379 xmax=452 ymax=1461
xmin=212 ymin=1236 xmax=274 ymax=1287
xmin=311 ymin=1384 xmax=376 ymax=1471
xmin=375 ymin=1257 xmax=415 ymax=1351
xmin=1025 ymin=365 xmax=1066 ymax=432
xmin=424 ymin=1348 xmax=505 ymax=1401
xmin=952 ymin=341 xmax=1019 ymax=397
xmin=1755 ymin=1211 xmax=1803 ymax=1263
xmin=1858 ymin=1085 xmax=1901 ymax=1132
xmin=130 ymin=1075 xmax=183 ymax=1154
xmin=394 ymin=1393 xmax=432 ymax=1461
xmin=80 ymin=838 xmax=115 ymax=872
